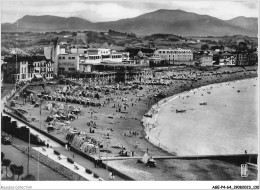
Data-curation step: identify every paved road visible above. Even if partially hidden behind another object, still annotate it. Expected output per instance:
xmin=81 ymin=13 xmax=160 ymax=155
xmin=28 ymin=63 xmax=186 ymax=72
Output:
xmin=2 ymin=113 xmax=125 ymax=181
xmin=1 ymin=144 xmax=68 ymax=181
xmin=54 ymin=147 xmax=124 ymax=181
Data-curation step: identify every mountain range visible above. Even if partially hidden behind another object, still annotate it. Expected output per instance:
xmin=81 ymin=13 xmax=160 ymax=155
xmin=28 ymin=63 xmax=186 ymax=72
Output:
xmin=1 ymin=9 xmax=258 ymax=37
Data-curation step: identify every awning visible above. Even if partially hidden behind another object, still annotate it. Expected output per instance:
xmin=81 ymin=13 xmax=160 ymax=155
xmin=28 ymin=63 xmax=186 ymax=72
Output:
xmin=34 ymin=74 xmax=42 ymax=78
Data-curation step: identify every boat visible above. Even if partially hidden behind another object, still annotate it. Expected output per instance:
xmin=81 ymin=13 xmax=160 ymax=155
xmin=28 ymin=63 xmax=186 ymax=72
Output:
xmin=199 ymin=102 xmax=207 ymax=105
xmin=176 ymin=109 xmax=186 ymax=113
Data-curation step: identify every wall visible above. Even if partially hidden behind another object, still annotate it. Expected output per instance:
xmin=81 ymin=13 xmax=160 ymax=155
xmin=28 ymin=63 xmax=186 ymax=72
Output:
xmin=13 ymin=144 xmax=86 ymax=181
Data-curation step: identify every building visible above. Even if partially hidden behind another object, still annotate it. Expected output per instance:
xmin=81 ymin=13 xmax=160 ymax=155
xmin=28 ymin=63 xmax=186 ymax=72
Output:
xmin=58 ymin=54 xmax=80 ymax=73
xmin=194 ymin=53 xmax=213 ymax=66
xmin=154 ymin=48 xmax=193 ymax=62
xmin=77 ymin=32 xmax=85 ymax=37
xmin=58 ymin=49 xmax=129 ymax=74
xmin=4 ymin=56 xmax=54 ymax=83
xmin=219 ymin=53 xmax=237 ymax=66
xmin=249 ymin=52 xmax=258 ymax=65
xmin=70 ymin=46 xmax=89 ymax=54
xmin=125 ymin=48 xmax=155 ymax=58
xmin=66 ymin=63 xmax=151 ymax=83
xmin=44 ymin=38 xmax=66 ymax=75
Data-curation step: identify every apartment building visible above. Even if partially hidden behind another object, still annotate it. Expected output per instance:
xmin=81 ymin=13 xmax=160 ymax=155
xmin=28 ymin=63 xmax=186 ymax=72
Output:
xmin=4 ymin=56 xmax=54 ymax=83
xmin=154 ymin=48 xmax=193 ymax=62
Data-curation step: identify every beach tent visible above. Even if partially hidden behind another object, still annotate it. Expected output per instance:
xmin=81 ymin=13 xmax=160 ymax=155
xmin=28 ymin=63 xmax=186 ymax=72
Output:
xmin=34 ymin=103 xmax=39 ymax=107
xmin=141 ymin=153 xmax=150 ymax=164
xmin=63 ymin=86 xmax=67 ymax=92
xmin=94 ymin=93 xmax=100 ymax=99
xmin=69 ymin=128 xmax=79 ymax=134
xmin=59 ymin=103 xmax=64 ymax=110
xmin=50 ymin=108 xmax=58 ymax=114
xmin=61 ymin=125 xmax=71 ymax=134
xmin=55 ymin=123 xmax=67 ymax=130
xmin=140 ymin=153 xmax=156 ymax=167
xmin=45 ymin=116 xmax=53 ymax=122
xmin=45 ymin=103 xmax=52 ymax=110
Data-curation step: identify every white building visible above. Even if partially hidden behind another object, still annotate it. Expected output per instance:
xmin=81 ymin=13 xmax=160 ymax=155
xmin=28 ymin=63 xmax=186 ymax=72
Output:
xmin=58 ymin=54 xmax=80 ymax=73
xmin=44 ymin=44 xmax=65 ymax=75
xmin=57 ymin=48 xmax=130 ymax=73
xmin=154 ymin=48 xmax=193 ymax=62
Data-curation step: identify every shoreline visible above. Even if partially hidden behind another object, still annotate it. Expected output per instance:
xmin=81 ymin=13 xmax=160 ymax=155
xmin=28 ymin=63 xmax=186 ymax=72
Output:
xmin=142 ymin=76 xmax=258 ymax=156
xmin=4 ymin=66 xmax=258 ymax=180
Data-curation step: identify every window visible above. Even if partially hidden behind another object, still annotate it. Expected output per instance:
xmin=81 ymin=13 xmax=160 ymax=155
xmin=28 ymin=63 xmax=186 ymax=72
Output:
xmin=69 ymin=57 xmax=71 ymax=60
xmin=72 ymin=57 xmax=75 ymax=60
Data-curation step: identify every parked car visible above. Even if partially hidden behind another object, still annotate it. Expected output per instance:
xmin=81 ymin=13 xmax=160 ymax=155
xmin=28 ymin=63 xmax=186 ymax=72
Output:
xmin=1 ymin=135 xmax=11 ymax=145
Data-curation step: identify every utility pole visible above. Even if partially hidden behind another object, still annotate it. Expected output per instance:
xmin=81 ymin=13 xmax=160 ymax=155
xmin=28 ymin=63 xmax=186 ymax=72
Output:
xmin=40 ymin=98 xmax=42 ymax=130
xmin=27 ymin=129 xmax=30 ymax=175
xmin=106 ymin=144 xmax=108 ymax=177
xmin=37 ymin=149 xmax=40 ymax=180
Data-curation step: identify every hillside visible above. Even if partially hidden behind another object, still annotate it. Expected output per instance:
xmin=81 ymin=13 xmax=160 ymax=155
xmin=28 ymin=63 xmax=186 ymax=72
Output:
xmin=4 ymin=15 xmax=95 ymax=31
xmin=226 ymin=16 xmax=258 ymax=34
xmin=1 ymin=9 xmax=258 ymax=37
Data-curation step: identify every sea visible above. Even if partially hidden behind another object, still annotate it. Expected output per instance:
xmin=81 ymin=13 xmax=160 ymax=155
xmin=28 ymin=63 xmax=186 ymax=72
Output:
xmin=144 ymin=78 xmax=258 ymax=155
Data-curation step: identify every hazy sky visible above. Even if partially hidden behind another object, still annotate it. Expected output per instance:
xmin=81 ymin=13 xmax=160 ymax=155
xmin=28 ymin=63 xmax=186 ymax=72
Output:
xmin=1 ymin=0 xmax=259 ymax=23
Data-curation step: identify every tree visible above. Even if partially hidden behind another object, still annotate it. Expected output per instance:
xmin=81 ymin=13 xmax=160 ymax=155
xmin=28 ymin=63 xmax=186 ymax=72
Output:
xmin=201 ymin=44 xmax=209 ymax=50
xmin=16 ymin=166 xmax=24 ymax=180
xmin=2 ymin=159 xmax=11 ymax=179
xmin=9 ymin=164 xmax=17 ymax=180
xmin=238 ymin=42 xmax=248 ymax=51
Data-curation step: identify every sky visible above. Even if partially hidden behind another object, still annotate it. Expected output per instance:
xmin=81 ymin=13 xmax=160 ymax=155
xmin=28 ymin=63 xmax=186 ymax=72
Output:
xmin=1 ymin=0 xmax=259 ymax=23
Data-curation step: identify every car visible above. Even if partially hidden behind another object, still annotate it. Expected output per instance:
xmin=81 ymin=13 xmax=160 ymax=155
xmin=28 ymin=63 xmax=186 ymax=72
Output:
xmin=1 ymin=136 xmax=11 ymax=145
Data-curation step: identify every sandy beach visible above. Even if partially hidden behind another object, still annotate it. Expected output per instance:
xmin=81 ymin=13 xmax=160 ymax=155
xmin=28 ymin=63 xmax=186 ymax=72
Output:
xmin=10 ymin=66 xmax=258 ymax=180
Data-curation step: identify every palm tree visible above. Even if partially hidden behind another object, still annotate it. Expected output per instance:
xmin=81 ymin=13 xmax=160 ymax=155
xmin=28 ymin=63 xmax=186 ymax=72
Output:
xmin=2 ymin=159 xmax=11 ymax=179
xmin=16 ymin=166 xmax=24 ymax=180
xmin=9 ymin=164 xmax=17 ymax=180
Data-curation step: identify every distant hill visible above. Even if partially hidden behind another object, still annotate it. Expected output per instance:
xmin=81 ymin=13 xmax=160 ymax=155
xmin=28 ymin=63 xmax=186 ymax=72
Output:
xmin=3 ymin=15 xmax=95 ymax=31
xmin=226 ymin=16 xmax=258 ymax=34
xmin=1 ymin=9 xmax=258 ymax=37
